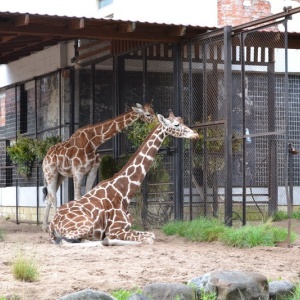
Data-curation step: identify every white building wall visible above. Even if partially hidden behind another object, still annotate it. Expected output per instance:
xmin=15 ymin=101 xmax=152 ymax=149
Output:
xmin=0 ymin=42 xmax=75 ymax=87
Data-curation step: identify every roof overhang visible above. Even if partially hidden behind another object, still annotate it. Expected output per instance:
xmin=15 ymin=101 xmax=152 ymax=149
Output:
xmin=0 ymin=11 xmax=215 ymax=64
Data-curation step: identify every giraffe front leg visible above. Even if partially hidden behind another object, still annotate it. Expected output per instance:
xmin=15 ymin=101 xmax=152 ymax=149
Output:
xmin=106 ymin=227 xmax=156 ymax=245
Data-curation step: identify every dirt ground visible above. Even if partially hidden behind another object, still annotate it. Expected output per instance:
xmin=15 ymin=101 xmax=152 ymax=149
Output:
xmin=1 ymin=218 xmax=300 ymax=300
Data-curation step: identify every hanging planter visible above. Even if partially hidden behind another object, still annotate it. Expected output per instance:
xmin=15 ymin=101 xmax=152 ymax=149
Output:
xmin=6 ymin=134 xmax=61 ymax=179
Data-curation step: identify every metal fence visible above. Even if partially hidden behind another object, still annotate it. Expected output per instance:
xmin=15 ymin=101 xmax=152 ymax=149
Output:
xmin=0 ymin=12 xmax=299 ymax=227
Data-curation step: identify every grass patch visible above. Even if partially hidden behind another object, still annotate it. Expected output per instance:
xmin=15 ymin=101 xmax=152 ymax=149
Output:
xmin=162 ymin=217 xmax=225 ymax=242
xmin=220 ymin=221 xmax=296 ymax=248
xmin=287 ymin=284 xmax=300 ymax=300
xmin=111 ymin=288 xmax=141 ymax=300
xmin=0 ymin=228 xmax=4 ymax=241
xmin=272 ymin=208 xmax=300 ymax=221
xmin=162 ymin=217 xmax=296 ymax=248
xmin=12 ymin=254 xmax=39 ymax=282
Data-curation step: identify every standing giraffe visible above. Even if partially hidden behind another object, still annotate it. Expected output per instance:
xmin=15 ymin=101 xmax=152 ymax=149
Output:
xmin=42 ymin=103 xmax=155 ymax=231
xmin=48 ymin=110 xmax=199 ymax=246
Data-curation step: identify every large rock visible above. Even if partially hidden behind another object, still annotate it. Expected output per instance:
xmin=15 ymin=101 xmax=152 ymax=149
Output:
xmin=141 ymin=283 xmax=195 ymax=300
xmin=59 ymin=289 xmax=116 ymax=300
xmin=188 ymin=270 xmax=269 ymax=300
xmin=269 ymin=280 xmax=296 ymax=300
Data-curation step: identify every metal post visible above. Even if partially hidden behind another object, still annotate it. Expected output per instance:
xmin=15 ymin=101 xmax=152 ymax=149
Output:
xmin=224 ymin=26 xmax=233 ymax=226
xmin=173 ymin=43 xmax=183 ymax=220
xmin=268 ymin=48 xmax=278 ymax=215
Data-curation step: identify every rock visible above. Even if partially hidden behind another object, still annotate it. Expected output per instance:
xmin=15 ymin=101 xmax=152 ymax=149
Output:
xmin=142 ymin=283 xmax=195 ymax=300
xmin=59 ymin=289 xmax=116 ymax=300
xmin=127 ymin=294 xmax=151 ymax=300
xmin=269 ymin=280 xmax=295 ymax=300
xmin=189 ymin=270 xmax=269 ymax=300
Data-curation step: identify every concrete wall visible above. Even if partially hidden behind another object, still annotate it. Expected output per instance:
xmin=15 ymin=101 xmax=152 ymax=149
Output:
xmin=0 ymin=42 xmax=74 ymax=87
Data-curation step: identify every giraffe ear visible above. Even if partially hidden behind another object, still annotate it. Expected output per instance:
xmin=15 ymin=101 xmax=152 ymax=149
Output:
xmin=132 ymin=103 xmax=143 ymax=113
xmin=157 ymin=114 xmax=171 ymax=126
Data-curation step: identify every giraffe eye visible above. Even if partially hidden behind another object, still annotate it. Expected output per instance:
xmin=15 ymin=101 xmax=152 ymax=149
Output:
xmin=146 ymin=113 xmax=151 ymax=117
xmin=174 ymin=123 xmax=179 ymax=127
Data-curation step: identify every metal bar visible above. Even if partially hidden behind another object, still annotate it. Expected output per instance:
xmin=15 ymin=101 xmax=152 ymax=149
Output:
xmin=14 ymin=84 xmax=19 ymax=224
xmin=68 ymin=68 xmax=75 ymax=201
xmin=203 ymin=42 xmax=208 ymax=217
xmin=188 ymin=41 xmax=193 ymax=220
xmin=241 ymin=32 xmax=246 ymax=226
xmin=34 ymin=78 xmax=39 ymax=225
xmin=224 ymin=26 xmax=233 ymax=226
xmin=268 ymin=48 xmax=278 ymax=215
xmin=141 ymin=47 xmax=149 ymax=228
xmin=173 ymin=42 xmax=183 ymax=220
xmin=284 ymin=17 xmax=292 ymax=247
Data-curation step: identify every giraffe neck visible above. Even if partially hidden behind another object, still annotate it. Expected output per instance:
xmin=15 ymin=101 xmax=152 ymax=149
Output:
xmin=110 ymin=124 xmax=166 ymax=203
xmin=83 ymin=109 xmax=140 ymax=150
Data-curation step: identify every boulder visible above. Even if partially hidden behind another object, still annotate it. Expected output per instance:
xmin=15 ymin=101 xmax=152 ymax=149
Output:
xmin=142 ymin=283 xmax=195 ymax=300
xmin=189 ymin=270 xmax=269 ymax=300
xmin=269 ymin=280 xmax=296 ymax=300
xmin=59 ymin=289 xmax=116 ymax=300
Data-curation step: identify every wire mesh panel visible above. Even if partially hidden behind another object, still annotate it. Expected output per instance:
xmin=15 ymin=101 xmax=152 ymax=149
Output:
xmin=181 ymin=34 xmax=227 ymax=221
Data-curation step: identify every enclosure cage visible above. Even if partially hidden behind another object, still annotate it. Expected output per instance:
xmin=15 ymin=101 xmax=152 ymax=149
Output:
xmin=0 ymin=11 xmax=299 ymax=228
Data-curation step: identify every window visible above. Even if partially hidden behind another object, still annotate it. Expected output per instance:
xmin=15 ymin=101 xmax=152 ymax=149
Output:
xmin=98 ymin=0 xmax=113 ymax=9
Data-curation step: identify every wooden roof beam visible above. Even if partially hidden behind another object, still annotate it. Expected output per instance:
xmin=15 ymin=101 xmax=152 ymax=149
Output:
xmin=116 ymin=22 xmax=136 ymax=33
xmin=68 ymin=18 xmax=85 ymax=30
xmin=168 ymin=26 xmax=186 ymax=36
xmin=14 ymin=14 xmax=30 ymax=26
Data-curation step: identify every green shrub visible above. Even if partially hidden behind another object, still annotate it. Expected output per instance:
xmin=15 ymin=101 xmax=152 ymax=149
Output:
xmin=162 ymin=217 xmax=296 ymax=248
xmin=6 ymin=134 xmax=60 ymax=178
xmin=111 ymin=288 xmax=141 ymax=300
xmin=12 ymin=254 xmax=39 ymax=282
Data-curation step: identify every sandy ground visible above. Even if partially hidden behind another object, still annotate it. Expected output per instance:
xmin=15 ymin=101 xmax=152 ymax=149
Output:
xmin=1 ymin=218 xmax=300 ymax=300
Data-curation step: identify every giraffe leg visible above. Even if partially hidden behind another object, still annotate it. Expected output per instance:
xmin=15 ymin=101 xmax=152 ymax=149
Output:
xmin=85 ymin=162 xmax=100 ymax=193
xmin=42 ymin=174 xmax=65 ymax=232
xmin=73 ymin=173 xmax=85 ymax=200
xmin=105 ymin=211 xmax=155 ymax=244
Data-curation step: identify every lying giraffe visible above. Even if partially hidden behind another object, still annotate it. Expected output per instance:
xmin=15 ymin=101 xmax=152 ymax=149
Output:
xmin=48 ymin=110 xmax=199 ymax=246
xmin=42 ymin=103 xmax=155 ymax=231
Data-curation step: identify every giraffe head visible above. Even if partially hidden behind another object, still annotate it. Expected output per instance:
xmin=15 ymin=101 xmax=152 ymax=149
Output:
xmin=157 ymin=110 xmax=199 ymax=140
xmin=132 ymin=103 xmax=155 ymax=123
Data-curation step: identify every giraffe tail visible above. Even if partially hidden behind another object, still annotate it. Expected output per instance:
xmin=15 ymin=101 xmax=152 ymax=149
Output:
xmin=51 ymin=228 xmax=81 ymax=244
xmin=42 ymin=186 xmax=48 ymax=201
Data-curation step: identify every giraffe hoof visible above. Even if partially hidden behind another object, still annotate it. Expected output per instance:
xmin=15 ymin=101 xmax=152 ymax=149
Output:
xmin=102 ymin=237 xmax=110 ymax=246
xmin=144 ymin=237 xmax=155 ymax=244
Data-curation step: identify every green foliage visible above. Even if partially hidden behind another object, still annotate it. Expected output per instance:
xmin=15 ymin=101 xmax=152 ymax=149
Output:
xmin=111 ymin=288 xmax=142 ymax=300
xmin=272 ymin=208 xmax=300 ymax=221
xmin=33 ymin=135 xmax=61 ymax=163
xmin=162 ymin=217 xmax=225 ymax=242
xmin=191 ymin=116 xmax=242 ymax=174
xmin=100 ymin=155 xmax=120 ymax=180
xmin=0 ymin=296 xmax=20 ymax=300
xmin=12 ymin=254 xmax=39 ymax=282
xmin=162 ymin=217 xmax=296 ymax=248
xmin=196 ymin=288 xmax=217 ymax=300
xmin=6 ymin=134 xmax=60 ymax=178
xmin=6 ymin=134 xmax=36 ymax=178
xmin=286 ymin=284 xmax=300 ymax=300
xmin=220 ymin=221 xmax=296 ymax=248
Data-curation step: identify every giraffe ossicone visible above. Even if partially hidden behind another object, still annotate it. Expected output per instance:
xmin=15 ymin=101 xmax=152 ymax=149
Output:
xmin=42 ymin=103 xmax=155 ymax=232
xmin=48 ymin=110 xmax=199 ymax=246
